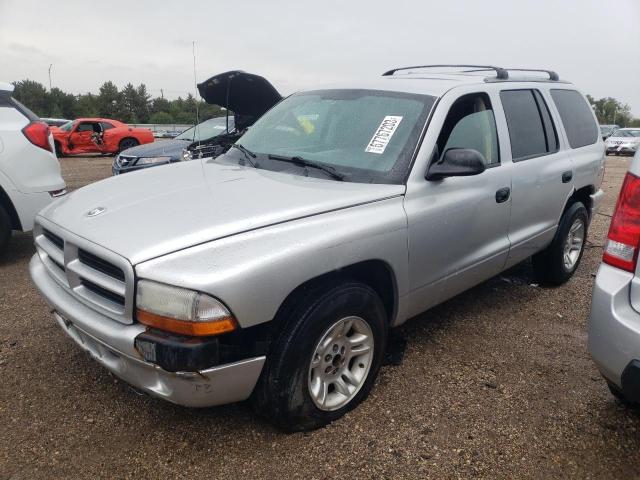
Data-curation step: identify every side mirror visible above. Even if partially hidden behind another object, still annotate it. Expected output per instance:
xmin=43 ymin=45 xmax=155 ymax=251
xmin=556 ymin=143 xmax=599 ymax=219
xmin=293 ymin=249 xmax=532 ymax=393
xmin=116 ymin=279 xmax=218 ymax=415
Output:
xmin=426 ymin=148 xmax=487 ymax=181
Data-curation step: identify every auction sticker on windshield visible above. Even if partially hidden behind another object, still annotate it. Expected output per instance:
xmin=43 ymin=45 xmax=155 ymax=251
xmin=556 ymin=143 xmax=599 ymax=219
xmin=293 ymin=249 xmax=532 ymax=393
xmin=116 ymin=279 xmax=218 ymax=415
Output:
xmin=365 ymin=116 xmax=403 ymax=154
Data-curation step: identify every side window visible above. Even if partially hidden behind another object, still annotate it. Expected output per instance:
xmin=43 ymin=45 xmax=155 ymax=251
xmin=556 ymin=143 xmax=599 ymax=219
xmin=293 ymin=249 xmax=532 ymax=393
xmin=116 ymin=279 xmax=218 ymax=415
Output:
xmin=500 ymin=89 xmax=558 ymax=161
xmin=101 ymin=122 xmax=115 ymax=131
xmin=550 ymin=89 xmax=598 ymax=149
xmin=0 ymin=92 xmax=12 ymax=108
xmin=436 ymin=93 xmax=500 ymax=166
xmin=76 ymin=122 xmax=93 ymax=132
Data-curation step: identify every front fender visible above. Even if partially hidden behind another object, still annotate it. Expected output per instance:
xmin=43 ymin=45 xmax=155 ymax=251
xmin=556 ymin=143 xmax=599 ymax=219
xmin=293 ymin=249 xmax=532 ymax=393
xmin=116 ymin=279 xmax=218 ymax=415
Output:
xmin=135 ymin=197 xmax=409 ymax=329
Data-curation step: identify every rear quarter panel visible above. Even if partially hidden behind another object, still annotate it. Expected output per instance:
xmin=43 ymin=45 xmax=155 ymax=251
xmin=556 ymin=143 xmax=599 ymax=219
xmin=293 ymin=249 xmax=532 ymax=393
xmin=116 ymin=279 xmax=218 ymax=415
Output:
xmin=135 ymin=197 xmax=410 ymax=329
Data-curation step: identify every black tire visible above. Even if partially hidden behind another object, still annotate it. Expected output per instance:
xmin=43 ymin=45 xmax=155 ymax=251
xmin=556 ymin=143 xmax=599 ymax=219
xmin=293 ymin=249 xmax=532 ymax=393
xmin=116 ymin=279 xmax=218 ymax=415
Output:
xmin=54 ymin=141 xmax=63 ymax=158
xmin=607 ymin=381 xmax=635 ymax=405
xmin=532 ymin=202 xmax=588 ymax=286
xmin=0 ymin=205 xmax=12 ymax=257
xmin=252 ymin=280 xmax=388 ymax=432
xmin=118 ymin=138 xmax=139 ymax=153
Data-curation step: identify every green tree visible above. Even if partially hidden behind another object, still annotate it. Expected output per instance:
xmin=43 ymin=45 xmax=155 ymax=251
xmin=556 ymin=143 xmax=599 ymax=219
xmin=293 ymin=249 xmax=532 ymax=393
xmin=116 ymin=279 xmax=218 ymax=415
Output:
xmin=149 ymin=111 xmax=174 ymax=124
xmin=134 ymin=84 xmax=151 ymax=123
xmin=48 ymin=87 xmax=77 ymax=119
xmin=586 ymin=95 xmax=633 ymax=127
xmin=97 ymin=81 xmax=124 ymax=119
xmin=75 ymin=93 xmax=99 ymax=117
xmin=151 ymin=97 xmax=171 ymax=115
xmin=12 ymin=80 xmax=48 ymax=116
xmin=121 ymin=83 xmax=138 ymax=123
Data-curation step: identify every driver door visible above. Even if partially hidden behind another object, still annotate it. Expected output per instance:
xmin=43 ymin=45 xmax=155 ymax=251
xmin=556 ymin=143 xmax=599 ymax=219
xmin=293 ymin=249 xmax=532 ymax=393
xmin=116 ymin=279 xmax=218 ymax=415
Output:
xmin=404 ymin=91 xmax=512 ymax=317
xmin=69 ymin=122 xmax=99 ymax=153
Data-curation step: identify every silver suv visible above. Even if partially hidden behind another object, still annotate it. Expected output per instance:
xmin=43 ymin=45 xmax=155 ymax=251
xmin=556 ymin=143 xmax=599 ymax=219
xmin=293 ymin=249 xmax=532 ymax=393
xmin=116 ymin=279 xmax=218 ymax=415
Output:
xmin=589 ymin=149 xmax=640 ymax=404
xmin=30 ymin=65 xmax=604 ymax=431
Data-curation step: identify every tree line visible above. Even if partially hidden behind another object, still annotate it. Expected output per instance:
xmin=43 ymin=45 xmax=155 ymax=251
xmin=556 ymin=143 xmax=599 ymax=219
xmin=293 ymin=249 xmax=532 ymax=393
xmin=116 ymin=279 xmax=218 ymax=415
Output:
xmin=11 ymin=79 xmax=226 ymax=125
xmin=10 ymin=78 xmax=640 ymax=128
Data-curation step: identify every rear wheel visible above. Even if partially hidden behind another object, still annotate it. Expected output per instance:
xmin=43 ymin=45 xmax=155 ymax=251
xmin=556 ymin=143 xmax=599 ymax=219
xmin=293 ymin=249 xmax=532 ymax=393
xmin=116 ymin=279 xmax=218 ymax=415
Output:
xmin=253 ymin=280 xmax=388 ymax=432
xmin=532 ymin=202 xmax=588 ymax=285
xmin=0 ymin=205 xmax=12 ymax=257
xmin=118 ymin=138 xmax=139 ymax=153
xmin=54 ymin=141 xmax=63 ymax=158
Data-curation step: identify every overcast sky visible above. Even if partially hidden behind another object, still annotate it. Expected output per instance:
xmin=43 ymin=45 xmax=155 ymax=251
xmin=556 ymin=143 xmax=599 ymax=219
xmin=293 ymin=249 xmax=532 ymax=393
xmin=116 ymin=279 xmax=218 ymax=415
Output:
xmin=1 ymin=0 xmax=638 ymax=114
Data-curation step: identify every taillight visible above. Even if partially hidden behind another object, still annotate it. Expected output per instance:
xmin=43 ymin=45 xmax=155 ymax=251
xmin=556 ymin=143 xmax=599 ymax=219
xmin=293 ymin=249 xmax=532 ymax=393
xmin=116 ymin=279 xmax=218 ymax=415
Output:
xmin=603 ymin=172 xmax=640 ymax=272
xmin=22 ymin=121 xmax=52 ymax=152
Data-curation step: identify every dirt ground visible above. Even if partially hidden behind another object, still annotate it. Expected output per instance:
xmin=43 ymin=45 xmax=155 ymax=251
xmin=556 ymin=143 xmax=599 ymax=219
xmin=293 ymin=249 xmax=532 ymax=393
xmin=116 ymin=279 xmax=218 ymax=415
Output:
xmin=1 ymin=155 xmax=639 ymax=479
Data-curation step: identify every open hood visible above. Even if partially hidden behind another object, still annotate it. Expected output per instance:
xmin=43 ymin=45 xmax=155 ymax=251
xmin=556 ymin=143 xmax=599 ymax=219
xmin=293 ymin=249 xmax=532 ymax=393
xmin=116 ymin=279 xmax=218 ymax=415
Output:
xmin=197 ymin=70 xmax=282 ymax=118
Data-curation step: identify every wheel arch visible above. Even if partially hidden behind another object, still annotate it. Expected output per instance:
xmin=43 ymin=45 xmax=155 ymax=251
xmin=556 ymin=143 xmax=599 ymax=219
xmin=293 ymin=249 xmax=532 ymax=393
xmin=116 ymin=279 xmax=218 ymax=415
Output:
xmin=272 ymin=259 xmax=399 ymax=329
xmin=563 ymin=184 xmax=595 ymax=219
xmin=0 ymin=184 xmax=22 ymax=230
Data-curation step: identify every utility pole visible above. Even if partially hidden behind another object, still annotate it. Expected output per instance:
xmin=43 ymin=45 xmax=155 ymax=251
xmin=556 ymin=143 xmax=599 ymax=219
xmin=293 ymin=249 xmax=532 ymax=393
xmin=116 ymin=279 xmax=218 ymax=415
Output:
xmin=160 ymin=88 xmax=164 ymax=99
xmin=48 ymin=64 xmax=53 ymax=90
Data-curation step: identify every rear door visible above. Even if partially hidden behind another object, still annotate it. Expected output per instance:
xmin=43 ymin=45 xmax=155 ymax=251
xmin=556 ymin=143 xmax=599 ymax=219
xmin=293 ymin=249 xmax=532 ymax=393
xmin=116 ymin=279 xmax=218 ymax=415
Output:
xmin=499 ymin=88 xmax=574 ymax=268
xmin=548 ymin=89 xmax=604 ymax=195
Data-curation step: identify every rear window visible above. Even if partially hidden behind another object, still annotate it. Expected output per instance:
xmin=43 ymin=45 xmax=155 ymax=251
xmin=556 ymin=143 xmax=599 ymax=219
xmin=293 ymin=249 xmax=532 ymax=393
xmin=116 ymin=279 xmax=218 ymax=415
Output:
xmin=550 ymin=89 xmax=598 ymax=149
xmin=500 ymin=89 xmax=558 ymax=161
xmin=0 ymin=91 xmax=39 ymax=121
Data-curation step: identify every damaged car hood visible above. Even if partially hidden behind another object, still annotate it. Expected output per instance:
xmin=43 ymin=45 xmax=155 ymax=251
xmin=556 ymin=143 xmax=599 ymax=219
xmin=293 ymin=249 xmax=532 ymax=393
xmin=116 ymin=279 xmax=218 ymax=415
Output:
xmin=38 ymin=159 xmax=405 ymax=265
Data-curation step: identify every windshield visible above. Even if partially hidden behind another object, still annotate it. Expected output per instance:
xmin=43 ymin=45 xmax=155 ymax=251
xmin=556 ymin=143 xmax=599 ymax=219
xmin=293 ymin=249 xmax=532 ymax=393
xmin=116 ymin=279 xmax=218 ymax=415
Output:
xmin=612 ymin=129 xmax=640 ymax=138
xmin=177 ymin=116 xmax=234 ymax=141
xmin=59 ymin=121 xmax=74 ymax=132
xmin=226 ymin=89 xmax=435 ymax=184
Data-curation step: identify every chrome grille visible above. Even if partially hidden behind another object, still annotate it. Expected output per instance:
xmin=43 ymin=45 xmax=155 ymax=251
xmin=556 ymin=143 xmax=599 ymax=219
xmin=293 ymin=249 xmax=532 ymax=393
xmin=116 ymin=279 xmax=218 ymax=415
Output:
xmin=34 ymin=220 xmax=134 ymax=324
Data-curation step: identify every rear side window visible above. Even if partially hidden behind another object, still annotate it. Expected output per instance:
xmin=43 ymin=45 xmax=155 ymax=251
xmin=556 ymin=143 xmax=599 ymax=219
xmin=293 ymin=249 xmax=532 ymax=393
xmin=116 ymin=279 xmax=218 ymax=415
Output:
xmin=550 ymin=89 xmax=598 ymax=149
xmin=0 ymin=91 xmax=39 ymax=121
xmin=101 ymin=122 xmax=115 ymax=130
xmin=500 ymin=89 xmax=558 ymax=161
xmin=0 ymin=92 xmax=11 ymax=108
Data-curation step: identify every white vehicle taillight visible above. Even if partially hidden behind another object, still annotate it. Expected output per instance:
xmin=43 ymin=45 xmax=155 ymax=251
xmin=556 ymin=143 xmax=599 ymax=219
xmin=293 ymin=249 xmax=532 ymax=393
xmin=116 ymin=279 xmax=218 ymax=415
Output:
xmin=22 ymin=121 xmax=52 ymax=152
xmin=603 ymin=172 xmax=640 ymax=272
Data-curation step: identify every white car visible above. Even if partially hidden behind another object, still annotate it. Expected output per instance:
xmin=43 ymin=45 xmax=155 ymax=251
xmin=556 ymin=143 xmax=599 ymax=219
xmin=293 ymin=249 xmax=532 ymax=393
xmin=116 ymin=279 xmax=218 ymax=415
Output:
xmin=0 ymin=82 xmax=66 ymax=254
xmin=605 ymin=128 xmax=640 ymax=156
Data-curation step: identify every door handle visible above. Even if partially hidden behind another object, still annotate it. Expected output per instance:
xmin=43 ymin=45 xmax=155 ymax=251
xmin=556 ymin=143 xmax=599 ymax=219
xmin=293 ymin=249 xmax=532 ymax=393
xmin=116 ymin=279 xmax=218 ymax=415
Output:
xmin=495 ymin=187 xmax=510 ymax=203
xmin=562 ymin=170 xmax=573 ymax=183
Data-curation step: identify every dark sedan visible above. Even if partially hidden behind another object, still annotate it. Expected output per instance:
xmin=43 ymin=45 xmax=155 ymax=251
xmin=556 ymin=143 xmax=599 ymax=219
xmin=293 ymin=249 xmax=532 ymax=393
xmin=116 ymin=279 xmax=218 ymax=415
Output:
xmin=112 ymin=116 xmax=235 ymax=175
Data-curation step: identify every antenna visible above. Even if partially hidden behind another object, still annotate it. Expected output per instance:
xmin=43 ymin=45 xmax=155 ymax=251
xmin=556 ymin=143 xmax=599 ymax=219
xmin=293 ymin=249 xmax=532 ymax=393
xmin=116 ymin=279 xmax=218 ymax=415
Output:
xmin=192 ymin=41 xmax=200 ymax=145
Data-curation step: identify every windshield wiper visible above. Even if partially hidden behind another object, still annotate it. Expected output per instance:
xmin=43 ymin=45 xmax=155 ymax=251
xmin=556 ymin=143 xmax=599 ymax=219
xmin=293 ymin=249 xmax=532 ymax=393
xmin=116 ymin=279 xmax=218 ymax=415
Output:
xmin=230 ymin=143 xmax=257 ymax=167
xmin=267 ymin=154 xmax=345 ymax=181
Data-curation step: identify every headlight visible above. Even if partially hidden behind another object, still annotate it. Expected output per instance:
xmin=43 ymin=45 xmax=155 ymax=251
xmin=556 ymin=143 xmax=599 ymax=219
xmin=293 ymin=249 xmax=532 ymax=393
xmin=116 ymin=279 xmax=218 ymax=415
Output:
xmin=136 ymin=156 xmax=172 ymax=165
xmin=181 ymin=148 xmax=193 ymax=162
xmin=136 ymin=280 xmax=237 ymax=336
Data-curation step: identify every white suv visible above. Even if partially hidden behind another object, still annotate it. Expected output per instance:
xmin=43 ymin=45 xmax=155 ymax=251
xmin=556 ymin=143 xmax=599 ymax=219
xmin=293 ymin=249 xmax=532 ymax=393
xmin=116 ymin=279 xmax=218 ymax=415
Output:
xmin=0 ymin=82 xmax=66 ymax=254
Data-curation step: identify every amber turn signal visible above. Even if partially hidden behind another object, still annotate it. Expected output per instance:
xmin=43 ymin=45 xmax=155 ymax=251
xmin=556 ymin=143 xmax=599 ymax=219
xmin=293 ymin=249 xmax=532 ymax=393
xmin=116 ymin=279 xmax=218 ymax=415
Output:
xmin=137 ymin=309 xmax=237 ymax=336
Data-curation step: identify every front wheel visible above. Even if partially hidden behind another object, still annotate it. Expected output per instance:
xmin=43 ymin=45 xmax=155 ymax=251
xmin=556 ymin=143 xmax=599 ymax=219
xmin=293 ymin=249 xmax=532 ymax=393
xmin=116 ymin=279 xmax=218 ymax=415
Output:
xmin=532 ymin=202 xmax=588 ymax=285
xmin=253 ymin=281 xmax=388 ymax=431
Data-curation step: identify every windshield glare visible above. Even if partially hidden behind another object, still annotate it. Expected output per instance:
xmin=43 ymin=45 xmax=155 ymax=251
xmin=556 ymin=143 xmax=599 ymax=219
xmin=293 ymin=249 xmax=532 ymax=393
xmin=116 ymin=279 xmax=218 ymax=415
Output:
xmin=230 ymin=89 xmax=435 ymax=184
xmin=59 ymin=121 xmax=74 ymax=132
xmin=177 ymin=116 xmax=234 ymax=141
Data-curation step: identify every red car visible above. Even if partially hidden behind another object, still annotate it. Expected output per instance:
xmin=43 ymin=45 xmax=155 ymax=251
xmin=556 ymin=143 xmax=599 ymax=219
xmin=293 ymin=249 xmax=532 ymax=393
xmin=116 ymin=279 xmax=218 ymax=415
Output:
xmin=51 ymin=118 xmax=154 ymax=157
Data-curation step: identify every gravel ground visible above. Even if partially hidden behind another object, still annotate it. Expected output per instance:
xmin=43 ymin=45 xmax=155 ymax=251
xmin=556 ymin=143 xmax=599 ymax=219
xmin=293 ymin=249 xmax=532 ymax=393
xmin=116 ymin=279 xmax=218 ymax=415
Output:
xmin=1 ymin=155 xmax=639 ymax=479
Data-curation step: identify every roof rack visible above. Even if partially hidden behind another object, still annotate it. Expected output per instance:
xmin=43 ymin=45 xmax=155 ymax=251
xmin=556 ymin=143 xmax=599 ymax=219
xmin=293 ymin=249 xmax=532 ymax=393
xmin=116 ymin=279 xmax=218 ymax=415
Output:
xmin=382 ymin=64 xmax=509 ymax=79
xmin=382 ymin=65 xmax=560 ymax=81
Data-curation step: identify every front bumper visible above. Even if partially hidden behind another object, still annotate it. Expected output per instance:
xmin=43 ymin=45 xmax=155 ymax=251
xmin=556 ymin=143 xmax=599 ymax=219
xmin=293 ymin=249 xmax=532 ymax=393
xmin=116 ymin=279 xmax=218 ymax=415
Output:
xmin=29 ymin=254 xmax=265 ymax=407
xmin=588 ymin=263 xmax=640 ymax=397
